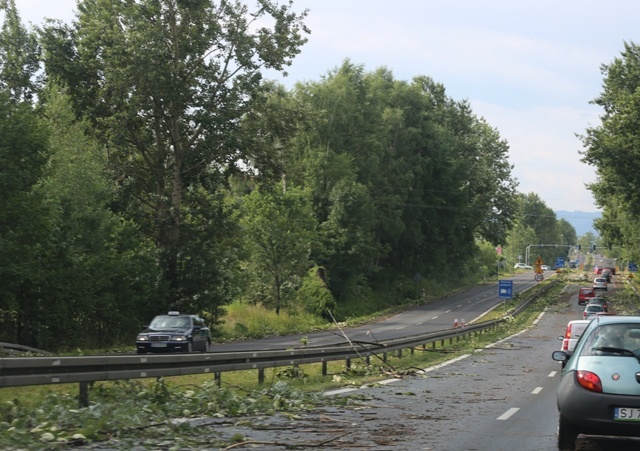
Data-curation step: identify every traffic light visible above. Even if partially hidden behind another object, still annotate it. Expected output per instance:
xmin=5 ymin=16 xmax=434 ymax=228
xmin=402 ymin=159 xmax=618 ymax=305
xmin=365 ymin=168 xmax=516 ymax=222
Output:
xmin=578 ymin=244 xmax=581 ymax=251
xmin=592 ymin=244 xmax=597 ymax=251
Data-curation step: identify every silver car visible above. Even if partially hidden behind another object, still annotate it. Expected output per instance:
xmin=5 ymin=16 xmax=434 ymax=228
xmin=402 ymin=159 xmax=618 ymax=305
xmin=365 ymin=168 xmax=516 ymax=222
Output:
xmin=582 ymin=304 xmax=605 ymax=320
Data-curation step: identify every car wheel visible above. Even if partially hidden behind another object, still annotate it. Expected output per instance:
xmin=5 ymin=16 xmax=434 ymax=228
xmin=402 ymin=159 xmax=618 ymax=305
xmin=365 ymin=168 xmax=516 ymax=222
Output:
xmin=558 ymin=415 xmax=578 ymax=450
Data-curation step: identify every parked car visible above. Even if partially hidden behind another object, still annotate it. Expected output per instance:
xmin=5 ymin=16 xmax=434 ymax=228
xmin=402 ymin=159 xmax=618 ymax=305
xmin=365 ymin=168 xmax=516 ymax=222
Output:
xmin=583 ymin=304 xmax=605 ymax=320
xmin=514 ymin=263 xmax=533 ymax=269
xmin=558 ymin=320 xmax=590 ymax=368
xmin=593 ymin=277 xmax=608 ymax=291
xmin=136 ymin=311 xmax=211 ymax=354
xmin=552 ymin=316 xmax=640 ymax=449
xmin=587 ymin=297 xmax=608 ymax=312
xmin=578 ymin=287 xmax=596 ymax=305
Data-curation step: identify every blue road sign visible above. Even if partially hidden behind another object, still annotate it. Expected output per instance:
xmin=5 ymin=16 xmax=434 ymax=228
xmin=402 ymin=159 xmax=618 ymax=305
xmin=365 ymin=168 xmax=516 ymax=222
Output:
xmin=629 ymin=262 xmax=638 ymax=272
xmin=499 ymin=280 xmax=513 ymax=299
xmin=555 ymin=257 xmax=565 ymax=269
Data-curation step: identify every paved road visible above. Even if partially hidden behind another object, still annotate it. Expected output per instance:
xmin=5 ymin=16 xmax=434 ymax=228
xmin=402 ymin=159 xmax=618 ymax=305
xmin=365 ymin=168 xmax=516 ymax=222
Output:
xmin=196 ymin=276 xmax=640 ymax=450
xmin=212 ymin=273 xmax=541 ymax=352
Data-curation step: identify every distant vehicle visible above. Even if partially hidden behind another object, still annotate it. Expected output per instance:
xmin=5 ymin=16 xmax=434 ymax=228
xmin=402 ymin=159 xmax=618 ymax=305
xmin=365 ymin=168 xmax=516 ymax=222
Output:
xmin=578 ymin=287 xmax=596 ymax=305
xmin=602 ymin=269 xmax=612 ymax=283
xmin=136 ymin=311 xmax=211 ymax=354
xmin=587 ymin=297 xmax=608 ymax=312
xmin=593 ymin=277 xmax=608 ymax=291
xmin=558 ymin=319 xmax=590 ymax=368
xmin=514 ymin=263 xmax=533 ymax=269
xmin=552 ymin=316 xmax=640 ymax=449
xmin=583 ymin=304 xmax=605 ymax=320
xmin=541 ymin=265 xmax=550 ymax=271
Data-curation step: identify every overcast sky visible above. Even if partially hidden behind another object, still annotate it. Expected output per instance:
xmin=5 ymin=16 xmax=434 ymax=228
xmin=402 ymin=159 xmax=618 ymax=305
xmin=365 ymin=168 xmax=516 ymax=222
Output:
xmin=14 ymin=0 xmax=640 ymax=213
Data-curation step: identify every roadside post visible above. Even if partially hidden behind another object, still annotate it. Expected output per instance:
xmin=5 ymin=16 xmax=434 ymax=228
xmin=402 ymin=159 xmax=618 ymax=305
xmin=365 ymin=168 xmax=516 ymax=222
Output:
xmin=499 ymin=279 xmax=513 ymax=313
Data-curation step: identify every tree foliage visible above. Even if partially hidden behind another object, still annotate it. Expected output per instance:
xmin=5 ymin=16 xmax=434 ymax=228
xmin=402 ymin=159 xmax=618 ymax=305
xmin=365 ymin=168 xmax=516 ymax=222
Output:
xmin=239 ymin=185 xmax=317 ymax=315
xmin=40 ymin=0 xmax=309 ymax=311
xmin=0 ymin=0 xmax=40 ymax=102
xmin=0 ymin=2 xmax=575 ymax=349
xmin=0 ymin=92 xmax=50 ymax=344
xmin=581 ymin=41 xmax=640 ymax=263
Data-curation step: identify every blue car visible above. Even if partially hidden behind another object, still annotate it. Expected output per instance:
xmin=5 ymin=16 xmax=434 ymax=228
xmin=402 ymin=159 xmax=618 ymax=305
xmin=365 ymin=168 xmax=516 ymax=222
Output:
xmin=552 ymin=316 xmax=640 ymax=449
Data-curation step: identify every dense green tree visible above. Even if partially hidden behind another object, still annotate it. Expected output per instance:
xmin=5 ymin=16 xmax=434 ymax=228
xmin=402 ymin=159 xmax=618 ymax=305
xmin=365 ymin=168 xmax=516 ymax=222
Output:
xmin=30 ymin=85 xmax=158 ymax=349
xmin=579 ymin=41 xmax=640 ymax=266
xmin=0 ymin=0 xmax=40 ymax=102
xmin=40 ymin=0 xmax=310 ymax=310
xmin=287 ymin=63 xmax=518 ymax=297
xmin=0 ymin=92 xmax=50 ymax=344
xmin=239 ymin=185 xmax=318 ymax=315
xmin=519 ymin=193 xmax=561 ymax=265
xmin=558 ymin=218 xmax=577 ymax=248
xmin=581 ymin=41 xmax=640 ymax=217
xmin=504 ymin=221 xmax=538 ymax=267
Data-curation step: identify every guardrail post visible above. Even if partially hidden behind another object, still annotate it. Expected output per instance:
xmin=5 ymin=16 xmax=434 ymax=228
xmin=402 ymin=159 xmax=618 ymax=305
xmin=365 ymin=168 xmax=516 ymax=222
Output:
xmin=78 ymin=382 xmax=89 ymax=408
xmin=397 ymin=349 xmax=402 ymax=358
xmin=345 ymin=357 xmax=351 ymax=371
xmin=322 ymin=361 xmax=328 ymax=376
xmin=258 ymin=368 xmax=265 ymax=384
xmin=365 ymin=355 xmax=370 ymax=366
xmin=214 ymin=372 xmax=221 ymax=387
xmin=382 ymin=352 xmax=387 ymax=363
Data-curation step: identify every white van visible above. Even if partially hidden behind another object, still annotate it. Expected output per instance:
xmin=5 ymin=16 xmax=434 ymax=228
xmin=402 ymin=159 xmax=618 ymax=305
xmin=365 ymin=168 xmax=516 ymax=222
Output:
xmin=558 ymin=319 xmax=590 ymax=367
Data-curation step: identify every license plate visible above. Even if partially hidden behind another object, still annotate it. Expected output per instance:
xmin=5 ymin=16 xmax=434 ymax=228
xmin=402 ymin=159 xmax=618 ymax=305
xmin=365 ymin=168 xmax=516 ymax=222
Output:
xmin=151 ymin=343 xmax=167 ymax=348
xmin=614 ymin=407 xmax=640 ymax=421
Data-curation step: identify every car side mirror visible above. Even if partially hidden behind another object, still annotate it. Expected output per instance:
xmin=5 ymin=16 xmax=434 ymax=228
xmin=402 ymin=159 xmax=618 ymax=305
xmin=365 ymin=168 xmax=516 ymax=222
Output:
xmin=552 ymin=351 xmax=568 ymax=362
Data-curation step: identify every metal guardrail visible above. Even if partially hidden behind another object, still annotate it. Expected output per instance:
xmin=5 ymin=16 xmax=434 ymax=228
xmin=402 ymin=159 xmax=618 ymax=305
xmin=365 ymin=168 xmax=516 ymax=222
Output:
xmin=0 ymin=281 xmax=555 ymax=402
xmin=0 ymin=342 xmax=52 ymax=356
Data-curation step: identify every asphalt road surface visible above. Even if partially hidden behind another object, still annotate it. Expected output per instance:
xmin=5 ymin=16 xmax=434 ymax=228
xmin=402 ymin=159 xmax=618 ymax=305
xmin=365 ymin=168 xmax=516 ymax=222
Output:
xmin=193 ymin=276 xmax=640 ymax=450
xmin=211 ymin=273 xmax=541 ymax=352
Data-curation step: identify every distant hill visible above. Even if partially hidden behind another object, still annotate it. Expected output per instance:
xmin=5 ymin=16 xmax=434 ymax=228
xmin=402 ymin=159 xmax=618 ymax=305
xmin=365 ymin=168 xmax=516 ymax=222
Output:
xmin=555 ymin=210 xmax=601 ymax=237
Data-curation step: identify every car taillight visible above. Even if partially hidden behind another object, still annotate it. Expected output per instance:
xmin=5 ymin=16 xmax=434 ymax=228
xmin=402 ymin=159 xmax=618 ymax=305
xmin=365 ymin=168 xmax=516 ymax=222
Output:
xmin=565 ymin=325 xmax=573 ymax=339
xmin=577 ymin=370 xmax=602 ymax=393
xmin=561 ymin=339 xmax=569 ymax=351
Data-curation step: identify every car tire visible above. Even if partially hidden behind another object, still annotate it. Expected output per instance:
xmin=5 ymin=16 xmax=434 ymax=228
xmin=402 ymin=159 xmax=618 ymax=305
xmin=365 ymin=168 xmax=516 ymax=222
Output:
xmin=558 ymin=415 xmax=578 ymax=450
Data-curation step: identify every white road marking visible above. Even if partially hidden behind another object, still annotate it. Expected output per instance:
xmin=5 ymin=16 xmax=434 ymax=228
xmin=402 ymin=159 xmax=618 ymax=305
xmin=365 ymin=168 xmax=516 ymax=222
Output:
xmin=497 ymin=407 xmax=520 ymax=420
xmin=549 ymin=371 xmax=557 ymax=377
xmin=532 ymin=311 xmax=545 ymax=325
xmin=531 ymin=387 xmax=543 ymax=394
xmin=422 ymin=354 xmax=471 ymax=372
xmin=432 ymin=316 xmax=439 ymax=320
